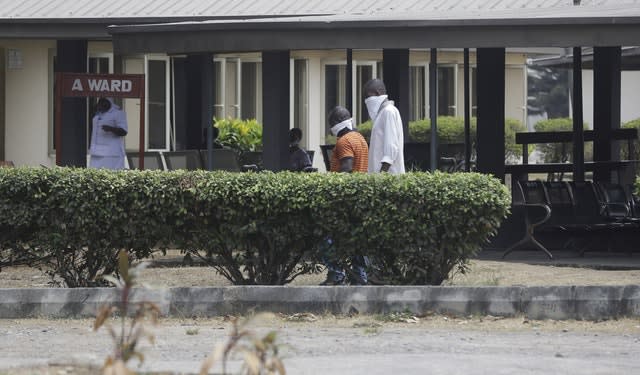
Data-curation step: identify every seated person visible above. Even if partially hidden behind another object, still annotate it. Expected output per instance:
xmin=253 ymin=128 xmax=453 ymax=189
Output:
xmin=289 ymin=128 xmax=313 ymax=172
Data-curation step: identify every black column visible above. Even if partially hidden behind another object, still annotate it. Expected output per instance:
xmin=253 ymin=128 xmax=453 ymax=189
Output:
xmin=463 ymin=48 xmax=471 ymax=172
xmin=346 ymin=49 xmax=353 ymax=115
xmin=429 ymin=48 xmax=438 ymax=171
xmin=56 ymin=40 xmax=87 ymax=167
xmin=593 ymin=46 xmax=621 ymax=182
xmin=201 ymin=53 xmax=215 ymax=170
xmin=184 ymin=55 xmax=205 ymax=150
xmin=172 ymin=57 xmax=189 ymax=150
xmin=572 ymin=47 xmax=585 ymax=182
xmin=382 ymin=49 xmax=410 ymax=141
xmin=262 ymin=51 xmax=290 ymax=171
xmin=476 ymin=48 xmax=505 ymax=181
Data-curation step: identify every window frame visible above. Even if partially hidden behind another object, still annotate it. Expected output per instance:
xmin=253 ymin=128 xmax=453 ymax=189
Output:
xmin=144 ymin=54 xmax=171 ymax=152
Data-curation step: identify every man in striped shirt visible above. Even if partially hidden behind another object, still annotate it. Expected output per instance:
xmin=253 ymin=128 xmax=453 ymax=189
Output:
xmin=328 ymin=106 xmax=368 ymax=173
xmin=320 ymin=106 xmax=369 ymax=286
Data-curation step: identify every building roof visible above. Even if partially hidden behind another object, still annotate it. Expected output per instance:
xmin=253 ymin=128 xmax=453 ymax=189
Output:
xmin=0 ymin=0 xmax=633 ymax=20
xmin=2 ymin=0 xmax=640 ymax=49
xmin=108 ymin=3 xmax=640 ymax=54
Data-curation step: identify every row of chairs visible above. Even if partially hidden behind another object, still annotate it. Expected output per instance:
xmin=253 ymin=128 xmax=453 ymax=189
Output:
xmin=126 ymin=149 xmax=246 ymax=171
xmin=504 ymin=180 xmax=640 ymax=259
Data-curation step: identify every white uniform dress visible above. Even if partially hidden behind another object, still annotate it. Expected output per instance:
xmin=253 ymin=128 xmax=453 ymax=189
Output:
xmin=89 ymin=99 xmax=128 ymax=170
xmin=367 ymin=95 xmax=405 ymax=174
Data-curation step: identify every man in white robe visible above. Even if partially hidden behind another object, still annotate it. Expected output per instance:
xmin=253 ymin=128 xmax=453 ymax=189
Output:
xmin=363 ymin=79 xmax=405 ymax=174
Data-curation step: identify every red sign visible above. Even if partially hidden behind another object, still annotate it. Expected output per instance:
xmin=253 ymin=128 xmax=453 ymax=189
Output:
xmin=59 ymin=73 xmax=144 ymax=98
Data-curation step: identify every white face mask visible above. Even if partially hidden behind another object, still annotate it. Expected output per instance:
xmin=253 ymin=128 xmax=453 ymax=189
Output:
xmin=330 ymin=118 xmax=354 ymax=136
xmin=364 ymin=95 xmax=388 ymax=121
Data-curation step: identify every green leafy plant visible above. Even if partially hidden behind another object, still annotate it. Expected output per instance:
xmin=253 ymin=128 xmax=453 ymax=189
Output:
xmin=533 ymin=117 xmax=591 ymax=163
xmin=215 ymin=118 xmax=263 ymax=153
xmin=622 ymin=118 xmax=640 ymax=160
xmin=94 ymin=250 xmax=160 ymax=375
xmin=200 ymin=314 xmax=286 ymax=375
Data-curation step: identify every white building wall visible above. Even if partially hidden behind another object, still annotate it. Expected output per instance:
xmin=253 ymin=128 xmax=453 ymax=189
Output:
xmin=582 ymin=69 xmax=640 ymax=129
xmin=2 ymin=40 xmax=55 ymax=167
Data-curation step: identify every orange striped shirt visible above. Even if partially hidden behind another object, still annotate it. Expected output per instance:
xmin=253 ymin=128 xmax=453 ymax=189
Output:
xmin=330 ymin=131 xmax=369 ymax=172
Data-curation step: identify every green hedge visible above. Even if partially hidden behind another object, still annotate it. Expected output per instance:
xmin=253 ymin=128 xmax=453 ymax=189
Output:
xmin=328 ymin=116 xmax=525 ymax=162
xmin=622 ymin=118 xmax=640 ymax=160
xmin=533 ymin=117 xmax=592 ymax=163
xmin=0 ymin=168 xmax=510 ymax=287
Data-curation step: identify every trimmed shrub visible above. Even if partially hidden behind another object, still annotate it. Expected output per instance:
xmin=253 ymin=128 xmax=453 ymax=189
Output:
xmin=325 ymin=116 xmax=525 ymax=162
xmin=214 ymin=118 xmax=263 ymax=153
xmin=533 ymin=117 xmax=591 ymax=163
xmin=179 ymin=171 xmax=325 ymax=285
xmin=0 ymin=168 xmax=510 ymax=286
xmin=308 ymin=171 xmax=510 ymax=285
xmin=0 ymin=168 xmax=189 ymax=286
xmin=622 ymin=118 xmax=640 ymax=160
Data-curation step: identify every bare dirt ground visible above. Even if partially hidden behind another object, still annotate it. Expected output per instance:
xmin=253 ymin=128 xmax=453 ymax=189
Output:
xmin=1 ymin=258 xmax=640 ymax=288
xmin=2 ymin=255 xmax=640 ymax=374
xmin=2 ymin=314 xmax=640 ymax=375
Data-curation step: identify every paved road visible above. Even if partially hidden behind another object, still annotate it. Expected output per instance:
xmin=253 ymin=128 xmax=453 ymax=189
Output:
xmin=1 ymin=318 xmax=639 ymax=374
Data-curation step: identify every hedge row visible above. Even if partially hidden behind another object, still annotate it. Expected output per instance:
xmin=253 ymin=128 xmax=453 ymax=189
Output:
xmin=0 ymin=168 xmax=510 ymax=287
xmin=328 ymin=116 xmax=527 ymax=162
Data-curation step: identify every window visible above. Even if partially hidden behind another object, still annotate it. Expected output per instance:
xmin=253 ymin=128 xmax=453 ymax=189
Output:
xmin=87 ymin=55 xmax=113 ymax=149
xmin=438 ymin=66 xmax=456 ymax=116
xmin=214 ymin=60 xmax=224 ymax=119
xmin=292 ymin=59 xmax=308 ymax=130
xmin=241 ymin=61 xmax=262 ymax=120
xmin=410 ymin=66 xmax=426 ymax=121
xmin=147 ymin=57 xmax=169 ymax=150
xmin=214 ymin=57 xmax=262 ymax=122
xmin=324 ymin=61 xmax=380 ymax=131
xmin=471 ymin=67 xmax=477 ymax=117
xmin=324 ymin=64 xmax=347 ymax=130
xmin=355 ymin=63 xmax=376 ymax=124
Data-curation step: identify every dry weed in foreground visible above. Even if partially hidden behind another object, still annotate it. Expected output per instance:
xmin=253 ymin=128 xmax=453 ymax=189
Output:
xmin=94 ymin=250 xmax=160 ymax=375
xmin=200 ymin=313 xmax=286 ymax=375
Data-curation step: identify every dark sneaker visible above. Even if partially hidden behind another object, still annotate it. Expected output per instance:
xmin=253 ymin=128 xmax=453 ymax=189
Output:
xmin=347 ymin=275 xmax=368 ymax=286
xmin=346 ymin=268 xmax=368 ymax=286
xmin=319 ymin=271 xmax=345 ymax=286
xmin=319 ymin=278 xmax=345 ymax=286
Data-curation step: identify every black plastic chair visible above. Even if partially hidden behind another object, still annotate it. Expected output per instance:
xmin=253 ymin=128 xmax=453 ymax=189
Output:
xmin=502 ymin=180 xmax=553 ymax=259
xmin=200 ymin=149 xmax=241 ymax=172
xmin=320 ymin=145 xmax=334 ymax=171
xmin=126 ymin=152 xmax=165 ymax=170
xmin=164 ymin=150 xmax=203 ymax=170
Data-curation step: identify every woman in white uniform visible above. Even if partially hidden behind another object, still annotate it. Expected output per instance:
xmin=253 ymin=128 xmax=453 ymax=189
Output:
xmin=89 ymin=97 xmax=128 ymax=170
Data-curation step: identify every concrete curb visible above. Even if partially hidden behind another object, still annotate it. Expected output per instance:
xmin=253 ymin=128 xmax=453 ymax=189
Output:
xmin=1 ymin=285 xmax=639 ymax=320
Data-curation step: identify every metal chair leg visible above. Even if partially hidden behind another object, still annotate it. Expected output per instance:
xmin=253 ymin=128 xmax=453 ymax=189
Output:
xmin=502 ymin=232 xmax=553 ymax=259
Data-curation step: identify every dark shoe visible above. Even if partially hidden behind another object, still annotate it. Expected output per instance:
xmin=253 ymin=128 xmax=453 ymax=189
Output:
xmin=347 ymin=276 xmax=367 ymax=286
xmin=346 ymin=268 xmax=368 ymax=286
xmin=319 ymin=271 xmax=345 ymax=286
